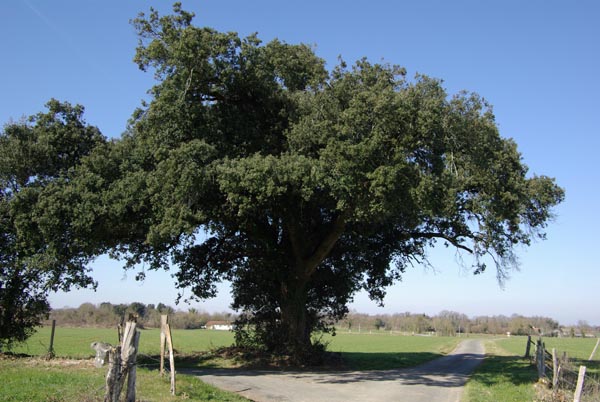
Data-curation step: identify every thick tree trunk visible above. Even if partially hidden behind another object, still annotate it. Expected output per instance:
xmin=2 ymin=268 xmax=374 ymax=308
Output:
xmin=277 ymin=211 xmax=349 ymax=359
xmin=279 ymin=280 xmax=311 ymax=355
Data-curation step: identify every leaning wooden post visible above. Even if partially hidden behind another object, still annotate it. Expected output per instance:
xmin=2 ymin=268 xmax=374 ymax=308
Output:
xmin=167 ymin=327 xmax=176 ymax=395
xmin=160 ymin=315 xmax=167 ymax=376
xmin=160 ymin=315 xmax=176 ymax=395
xmin=573 ymin=365 xmax=586 ymax=402
xmin=47 ymin=319 xmax=56 ymax=359
xmin=588 ymin=338 xmax=600 ymax=361
xmin=525 ymin=335 xmax=531 ymax=358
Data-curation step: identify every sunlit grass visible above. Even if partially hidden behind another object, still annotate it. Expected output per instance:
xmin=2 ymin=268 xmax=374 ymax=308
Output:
xmin=11 ymin=326 xmax=461 ymax=371
xmin=465 ymin=336 xmax=600 ymax=401
xmin=0 ymin=356 xmax=248 ymax=402
xmin=495 ymin=336 xmax=600 ymax=374
xmin=322 ymin=331 xmax=461 ymax=370
xmin=463 ymin=340 xmax=537 ymax=402
xmin=10 ymin=326 xmax=235 ymax=358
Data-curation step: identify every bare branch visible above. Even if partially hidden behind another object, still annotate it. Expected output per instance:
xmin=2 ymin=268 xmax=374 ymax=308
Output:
xmin=410 ymin=231 xmax=474 ymax=254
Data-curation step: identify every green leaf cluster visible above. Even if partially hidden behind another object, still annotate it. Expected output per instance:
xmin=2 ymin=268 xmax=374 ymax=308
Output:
xmin=0 ymin=100 xmax=105 ymax=349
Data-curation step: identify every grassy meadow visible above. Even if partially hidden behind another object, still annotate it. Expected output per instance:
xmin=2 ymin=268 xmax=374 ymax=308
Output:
xmin=0 ymin=355 xmax=248 ymax=402
xmin=322 ymin=330 xmax=460 ymax=370
xmin=2 ymin=325 xmax=461 ymax=401
xmin=5 ymin=326 xmax=600 ymax=401
xmin=463 ymin=338 xmax=538 ymax=402
xmin=9 ymin=326 xmax=236 ymax=358
xmin=10 ymin=326 xmax=461 ymax=370
xmin=464 ymin=335 xmax=600 ymax=402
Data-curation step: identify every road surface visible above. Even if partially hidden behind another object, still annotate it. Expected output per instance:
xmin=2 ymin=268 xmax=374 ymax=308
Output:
xmin=187 ymin=339 xmax=485 ymax=402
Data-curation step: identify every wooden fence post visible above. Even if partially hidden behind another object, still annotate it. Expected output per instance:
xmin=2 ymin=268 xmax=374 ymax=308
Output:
xmin=525 ymin=335 xmax=531 ymax=358
xmin=125 ymin=330 xmax=141 ymax=402
xmin=536 ymin=339 xmax=546 ymax=379
xmin=160 ymin=314 xmax=176 ymax=396
xmin=573 ymin=365 xmax=586 ymax=402
xmin=552 ymin=348 xmax=559 ymax=388
xmin=160 ymin=315 xmax=167 ymax=376
xmin=104 ymin=319 xmax=140 ymax=402
xmin=47 ymin=320 xmax=56 ymax=359
xmin=104 ymin=346 xmax=121 ymax=402
xmin=535 ymin=339 xmax=543 ymax=378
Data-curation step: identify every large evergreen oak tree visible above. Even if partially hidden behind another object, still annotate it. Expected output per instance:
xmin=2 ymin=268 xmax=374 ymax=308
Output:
xmin=15 ymin=5 xmax=563 ymax=357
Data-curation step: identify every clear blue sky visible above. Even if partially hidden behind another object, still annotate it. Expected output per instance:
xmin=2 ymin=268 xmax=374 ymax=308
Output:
xmin=2 ymin=1 xmax=598 ymax=325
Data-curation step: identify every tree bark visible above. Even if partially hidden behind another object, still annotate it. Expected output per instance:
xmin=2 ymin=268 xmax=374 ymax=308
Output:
xmin=278 ymin=210 xmax=350 ymax=358
xmin=279 ymin=278 xmax=311 ymax=355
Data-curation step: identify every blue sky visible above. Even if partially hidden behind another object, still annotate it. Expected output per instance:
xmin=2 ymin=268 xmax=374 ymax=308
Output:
xmin=1 ymin=1 xmax=598 ymax=325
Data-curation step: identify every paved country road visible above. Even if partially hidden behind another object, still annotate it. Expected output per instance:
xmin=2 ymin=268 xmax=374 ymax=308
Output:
xmin=186 ymin=339 xmax=485 ymax=402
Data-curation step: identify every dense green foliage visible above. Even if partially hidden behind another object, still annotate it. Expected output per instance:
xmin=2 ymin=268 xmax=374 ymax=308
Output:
xmin=2 ymin=4 xmax=563 ymax=358
xmin=127 ymin=5 xmax=565 ymax=357
xmin=0 ymin=100 xmax=105 ymax=349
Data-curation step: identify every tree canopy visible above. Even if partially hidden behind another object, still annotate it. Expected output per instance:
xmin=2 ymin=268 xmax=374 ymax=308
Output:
xmin=4 ymin=5 xmax=563 ymax=358
xmin=0 ymin=100 xmax=105 ymax=349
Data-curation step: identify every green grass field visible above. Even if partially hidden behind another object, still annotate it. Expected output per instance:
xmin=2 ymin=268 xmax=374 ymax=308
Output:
xmin=10 ymin=326 xmax=236 ymax=358
xmin=7 ymin=327 xmax=600 ymax=401
xmin=464 ymin=336 xmax=600 ymax=402
xmin=0 ymin=355 xmax=248 ymax=402
xmin=10 ymin=326 xmax=460 ymax=370
xmin=3 ymin=326 xmax=461 ymax=401
xmin=322 ymin=331 xmax=460 ymax=370
xmin=463 ymin=338 xmax=537 ymax=402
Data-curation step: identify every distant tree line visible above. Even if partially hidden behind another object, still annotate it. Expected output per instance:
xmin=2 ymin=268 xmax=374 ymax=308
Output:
xmin=336 ymin=311 xmax=598 ymax=337
xmin=47 ymin=302 xmax=234 ymax=330
xmin=46 ymin=303 xmax=597 ymax=338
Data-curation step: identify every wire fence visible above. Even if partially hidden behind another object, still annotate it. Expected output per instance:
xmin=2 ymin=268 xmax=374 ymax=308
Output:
xmin=528 ymin=336 xmax=600 ymax=402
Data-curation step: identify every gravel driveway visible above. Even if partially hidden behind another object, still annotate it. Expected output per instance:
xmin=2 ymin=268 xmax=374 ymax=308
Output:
xmin=186 ymin=339 xmax=485 ymax=402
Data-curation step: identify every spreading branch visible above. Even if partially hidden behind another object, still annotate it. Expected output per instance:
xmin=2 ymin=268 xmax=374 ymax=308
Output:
xmin=303 ymin=209 xmax=351 ymax=277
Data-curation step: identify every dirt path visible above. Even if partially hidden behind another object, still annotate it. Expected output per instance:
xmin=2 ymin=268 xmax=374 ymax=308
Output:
xmin=186 ymin=339 xmax=485 ymax=402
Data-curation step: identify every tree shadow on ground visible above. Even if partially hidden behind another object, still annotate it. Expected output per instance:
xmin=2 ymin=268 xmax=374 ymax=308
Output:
xmin=137 ymin=352 xmax=229 ymax=370
xmin=341 ymin=351 xmax=444 ymax=371
xmin=183 ymin=350 xmax=486 ymax=389
xmin=144 ymin=349 xmax=484 ymax=377
xmin=164 ymin=351 xmax=449 ymax=372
